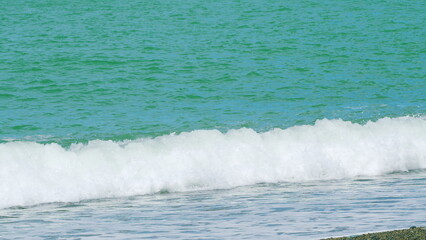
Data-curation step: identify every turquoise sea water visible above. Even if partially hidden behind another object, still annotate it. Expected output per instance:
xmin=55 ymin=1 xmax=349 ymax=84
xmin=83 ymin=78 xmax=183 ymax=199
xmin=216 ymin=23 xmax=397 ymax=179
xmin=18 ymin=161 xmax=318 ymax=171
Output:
xmin=1 ymin=0 xmax=426 ymax=239
xmin=2 ymin=0 xmax=425 ymax=142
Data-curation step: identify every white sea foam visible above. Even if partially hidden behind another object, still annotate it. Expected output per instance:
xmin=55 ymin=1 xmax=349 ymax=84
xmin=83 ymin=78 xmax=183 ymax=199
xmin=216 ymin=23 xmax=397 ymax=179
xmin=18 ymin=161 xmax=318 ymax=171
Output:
xmin=1 ymin=116 xmax=426 ymax=208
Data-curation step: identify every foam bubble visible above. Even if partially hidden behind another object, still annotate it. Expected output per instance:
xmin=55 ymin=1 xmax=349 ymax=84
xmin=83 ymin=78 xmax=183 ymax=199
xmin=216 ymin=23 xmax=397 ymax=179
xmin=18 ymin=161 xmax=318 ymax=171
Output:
xmin=1 ymin=116 xmax=426 ymax=208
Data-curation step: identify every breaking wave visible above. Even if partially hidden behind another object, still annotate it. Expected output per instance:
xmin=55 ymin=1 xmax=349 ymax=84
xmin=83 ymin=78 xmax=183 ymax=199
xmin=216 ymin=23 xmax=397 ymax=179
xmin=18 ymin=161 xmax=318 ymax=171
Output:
xmin=1 ymin=116 xmax=426 ymax=208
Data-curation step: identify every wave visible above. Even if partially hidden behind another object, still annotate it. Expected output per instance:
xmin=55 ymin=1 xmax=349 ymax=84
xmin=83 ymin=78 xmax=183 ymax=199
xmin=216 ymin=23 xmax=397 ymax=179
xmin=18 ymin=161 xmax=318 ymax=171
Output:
xmin=1 ymin=116 xmax=426 ymax=208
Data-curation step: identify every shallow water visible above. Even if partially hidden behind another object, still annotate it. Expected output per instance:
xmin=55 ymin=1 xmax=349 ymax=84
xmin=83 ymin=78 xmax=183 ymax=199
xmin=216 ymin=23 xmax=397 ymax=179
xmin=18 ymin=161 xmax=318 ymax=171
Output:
xmin=1 ymin=170 xmax=425 ymax=239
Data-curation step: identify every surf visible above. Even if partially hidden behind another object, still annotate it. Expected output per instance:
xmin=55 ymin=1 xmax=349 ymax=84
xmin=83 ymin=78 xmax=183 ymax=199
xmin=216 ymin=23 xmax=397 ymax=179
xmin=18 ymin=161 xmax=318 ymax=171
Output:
xmin=1 ymin=116 xmax=425 ymax=208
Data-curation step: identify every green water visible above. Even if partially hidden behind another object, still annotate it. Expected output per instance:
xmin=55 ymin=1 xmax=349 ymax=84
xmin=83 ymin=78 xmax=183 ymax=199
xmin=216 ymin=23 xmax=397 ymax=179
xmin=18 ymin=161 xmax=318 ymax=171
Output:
xmin=1 ymin=0 xmax=425 ymax=143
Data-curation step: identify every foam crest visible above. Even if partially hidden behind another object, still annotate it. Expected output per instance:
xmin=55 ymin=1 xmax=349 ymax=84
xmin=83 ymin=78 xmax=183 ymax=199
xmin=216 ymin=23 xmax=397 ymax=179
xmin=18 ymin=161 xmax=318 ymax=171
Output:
xmin=1 ymin=116 xmax=426 ymax=208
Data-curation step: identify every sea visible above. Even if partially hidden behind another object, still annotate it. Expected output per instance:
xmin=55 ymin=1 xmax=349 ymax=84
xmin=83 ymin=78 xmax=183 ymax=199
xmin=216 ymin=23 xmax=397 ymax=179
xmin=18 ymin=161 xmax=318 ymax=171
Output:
xmin=1 ymin=0 xmax=425 ymax=239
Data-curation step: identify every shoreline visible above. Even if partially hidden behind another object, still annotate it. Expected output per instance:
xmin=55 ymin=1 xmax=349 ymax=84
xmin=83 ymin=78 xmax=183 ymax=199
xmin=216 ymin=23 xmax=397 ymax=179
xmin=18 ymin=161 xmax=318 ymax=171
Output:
xmin=322 ymin=227 xmax=426 ymax=240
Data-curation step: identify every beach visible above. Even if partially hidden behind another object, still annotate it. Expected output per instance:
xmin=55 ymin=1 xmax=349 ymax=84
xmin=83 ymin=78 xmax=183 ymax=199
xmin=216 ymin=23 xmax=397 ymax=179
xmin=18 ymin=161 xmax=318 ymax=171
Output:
xmin=323 ymin=227 xmax=426 ymax=240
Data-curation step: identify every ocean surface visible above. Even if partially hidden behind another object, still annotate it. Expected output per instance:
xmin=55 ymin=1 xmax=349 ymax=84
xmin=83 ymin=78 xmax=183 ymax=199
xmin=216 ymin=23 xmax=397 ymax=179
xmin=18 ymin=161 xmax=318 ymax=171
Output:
xmin=1 ymin=0 xmax=425 ymax=239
